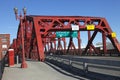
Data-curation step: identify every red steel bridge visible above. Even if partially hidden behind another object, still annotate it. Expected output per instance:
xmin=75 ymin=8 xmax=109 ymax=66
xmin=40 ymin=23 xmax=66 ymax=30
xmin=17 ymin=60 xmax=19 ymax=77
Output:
xmin=1 ymin=8 xmax=120 ymax=80
xmin=9 ymin=8 xmax=120 ymax=68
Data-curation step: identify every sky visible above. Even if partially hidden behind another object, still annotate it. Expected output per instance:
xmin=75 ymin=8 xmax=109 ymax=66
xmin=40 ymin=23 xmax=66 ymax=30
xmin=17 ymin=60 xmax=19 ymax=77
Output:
xmin=0 ymin=0 xmax=120 ymax=47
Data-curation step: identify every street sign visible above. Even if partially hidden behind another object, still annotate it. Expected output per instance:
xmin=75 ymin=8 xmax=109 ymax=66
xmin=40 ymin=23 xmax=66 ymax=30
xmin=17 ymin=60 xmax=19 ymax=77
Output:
xmin=56 ymin=31 xmax=78 ymax=38
xmin=86 ymin=24 xmax=95 ymax=30
xmin=111 ymin=32 xmax=116 ymax=38
xmin=71 ymin=25 xmax=79 ymax=31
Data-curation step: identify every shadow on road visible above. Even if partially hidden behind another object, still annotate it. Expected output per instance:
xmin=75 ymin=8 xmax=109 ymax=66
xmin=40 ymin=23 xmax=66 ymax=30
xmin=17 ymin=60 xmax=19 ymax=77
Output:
xmin=45 ymin=59 xmax=120 ymax=80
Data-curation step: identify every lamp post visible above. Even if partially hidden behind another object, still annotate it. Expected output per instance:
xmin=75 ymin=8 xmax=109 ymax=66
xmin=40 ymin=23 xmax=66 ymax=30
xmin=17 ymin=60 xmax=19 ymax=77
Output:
xmin=14 ymin=7 xmax=27 ymax=68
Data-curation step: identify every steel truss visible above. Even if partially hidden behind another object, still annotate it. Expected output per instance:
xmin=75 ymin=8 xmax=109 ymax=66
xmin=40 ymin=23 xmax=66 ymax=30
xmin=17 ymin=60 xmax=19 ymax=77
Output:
xmin=11 ymin=15 xmax=120 ymax=61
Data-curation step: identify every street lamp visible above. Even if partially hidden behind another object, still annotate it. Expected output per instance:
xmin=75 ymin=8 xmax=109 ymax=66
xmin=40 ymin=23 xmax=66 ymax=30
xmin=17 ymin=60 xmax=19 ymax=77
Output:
xmin=14 ymin=8 xmax=18 ymax=20
xmin=13 ymin=7 xmax=27 ymax=68
xmin=23 ymin=7 xmax=27 ymax=14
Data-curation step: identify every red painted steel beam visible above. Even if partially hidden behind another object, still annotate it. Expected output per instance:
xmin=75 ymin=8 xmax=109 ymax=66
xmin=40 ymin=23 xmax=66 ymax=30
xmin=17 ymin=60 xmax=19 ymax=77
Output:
xmin=78 ymin=31 xmax=82 ymax=55
xmin=11 ymin=15 xmax=120 ymax=62
xmin=33 ymin=18 xmax=45 ymax=61
xmin=102 ymin=32 xmax=107 ymax=54
xmin=62 ymin=38 xmax=66 ymax=54
xmin=88 ymin=31 xmax=92 ymax=55
xmin=83 ymin=31 xmax=98 ymax=54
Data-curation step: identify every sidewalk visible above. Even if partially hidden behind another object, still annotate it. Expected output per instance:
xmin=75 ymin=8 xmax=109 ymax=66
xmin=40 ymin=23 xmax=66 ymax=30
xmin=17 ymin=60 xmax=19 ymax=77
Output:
xmin=2 ymin=61 xmax=87 ymax=80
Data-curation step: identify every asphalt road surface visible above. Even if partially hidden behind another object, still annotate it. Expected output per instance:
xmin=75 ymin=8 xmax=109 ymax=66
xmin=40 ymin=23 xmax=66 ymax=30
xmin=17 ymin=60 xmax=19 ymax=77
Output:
xmin=2 ymin=61 xmax=89 ymax=80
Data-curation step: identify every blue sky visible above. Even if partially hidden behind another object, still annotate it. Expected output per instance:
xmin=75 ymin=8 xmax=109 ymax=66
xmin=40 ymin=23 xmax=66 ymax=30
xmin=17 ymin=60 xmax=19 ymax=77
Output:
xmin=0 ymin=0 xmax=120 ymax=46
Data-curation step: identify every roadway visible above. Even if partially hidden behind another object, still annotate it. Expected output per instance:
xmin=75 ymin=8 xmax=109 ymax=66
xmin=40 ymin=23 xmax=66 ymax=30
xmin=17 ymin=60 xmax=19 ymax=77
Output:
xmin=46 ymin=55 xmax=120 ymax=80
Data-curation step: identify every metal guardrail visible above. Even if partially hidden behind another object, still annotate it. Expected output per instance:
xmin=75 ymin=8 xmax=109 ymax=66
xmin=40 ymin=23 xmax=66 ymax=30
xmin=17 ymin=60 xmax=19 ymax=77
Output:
xmin=46 ymin=55 xmax=89 ymax=73
xmin=46 ymin=55 xmax=120 ymax=80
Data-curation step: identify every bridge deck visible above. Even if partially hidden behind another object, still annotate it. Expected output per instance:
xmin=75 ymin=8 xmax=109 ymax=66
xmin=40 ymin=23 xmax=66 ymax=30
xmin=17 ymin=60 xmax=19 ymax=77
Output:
xmin=2 ymin=60 xmax=88 ymax=80
xmin=46 ymin=55 xmax=120 ymax=80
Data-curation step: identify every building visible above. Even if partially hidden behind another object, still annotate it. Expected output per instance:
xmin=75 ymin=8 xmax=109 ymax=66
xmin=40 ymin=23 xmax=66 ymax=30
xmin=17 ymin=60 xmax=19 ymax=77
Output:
xmin=0 ymin=34 xmax=10 ymax=60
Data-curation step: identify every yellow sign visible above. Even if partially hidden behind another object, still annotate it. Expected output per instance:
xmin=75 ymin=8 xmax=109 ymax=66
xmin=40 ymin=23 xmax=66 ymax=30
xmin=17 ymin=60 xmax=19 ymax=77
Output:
xmin=111 ymin=32 xmax=116 ymax=38
xmin=87 ymin=24 xmax=95 ymax=30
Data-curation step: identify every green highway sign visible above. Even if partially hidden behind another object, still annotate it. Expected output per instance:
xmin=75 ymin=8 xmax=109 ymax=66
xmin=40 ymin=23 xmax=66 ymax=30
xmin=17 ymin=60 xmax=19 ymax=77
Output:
xmin=56 ymin=31 xmax=78 ymax=38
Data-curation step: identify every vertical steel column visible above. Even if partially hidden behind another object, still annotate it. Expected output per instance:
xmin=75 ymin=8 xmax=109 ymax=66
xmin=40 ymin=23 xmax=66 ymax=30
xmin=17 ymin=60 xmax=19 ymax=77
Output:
xmin=63 ymin=38 xmax=66 ymax=54
xmin=54 ymin=41 xmax=56 ymax=54
xmin=50 ymin=42 xmax=53 ymax=52
xmin=44 ymin=44 xmax=47 ymax=53
xmin=57 ymin=38 xmax=63 ymax=50
xmin=33 ymin=18 xmax=45 ymax=61
xmin=88 ymin=31 xmax=92 ymax=55
xmin=102 ymin=32 xmax=107 ymax=54
xmin=47 ymin=43 xmax=50 ymax=52
xmin=78 ymin=31 xmax=82 ymax=55
xmin=57 ymin=38 xmax=60 ymax=51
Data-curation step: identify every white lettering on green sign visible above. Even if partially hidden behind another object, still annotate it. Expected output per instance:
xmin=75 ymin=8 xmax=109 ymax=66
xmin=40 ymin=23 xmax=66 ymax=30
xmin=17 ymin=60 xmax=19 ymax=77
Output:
xmin=56 ymin=31 xmax=78 ymax=38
